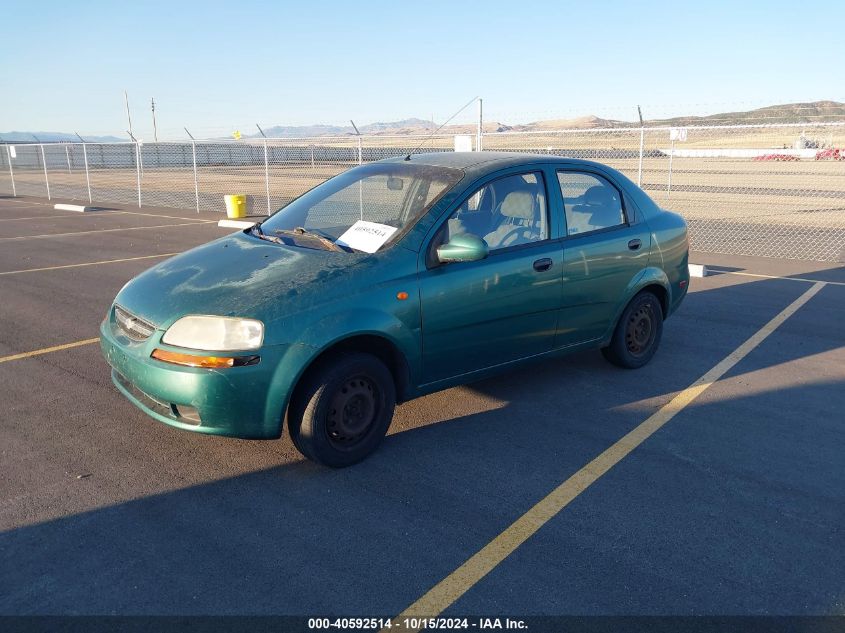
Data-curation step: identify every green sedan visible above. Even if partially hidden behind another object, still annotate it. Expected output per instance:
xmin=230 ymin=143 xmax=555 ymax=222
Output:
xmin=100 ymin=152 xmax=689 ymax=467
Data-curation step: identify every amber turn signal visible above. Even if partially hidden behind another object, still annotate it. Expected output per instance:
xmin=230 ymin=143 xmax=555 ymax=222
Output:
xmin=396 ymin=291 xmax=409 ymax=301
xmin=151 ymin=349 xmax=259 ymax=368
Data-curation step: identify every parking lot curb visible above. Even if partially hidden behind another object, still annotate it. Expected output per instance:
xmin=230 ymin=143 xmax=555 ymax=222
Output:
xmin=689 ymin=263 xmax=708 ymax=277
xmin=218 ymin=219 xmax=257 ymax=229
xmin=54 ymin=203 xmax=96 ymax=212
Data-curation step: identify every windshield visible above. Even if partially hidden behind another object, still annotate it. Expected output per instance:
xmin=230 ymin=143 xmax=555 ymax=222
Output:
xmin=258 ymin=162 xmax=463 ymax=252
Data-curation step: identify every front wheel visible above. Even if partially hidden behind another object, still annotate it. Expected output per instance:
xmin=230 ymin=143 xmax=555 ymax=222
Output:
xmin=601 ymin=291 xmax=664 ymax=369
xmin=288 ymin=353 xmax=396 ymax=468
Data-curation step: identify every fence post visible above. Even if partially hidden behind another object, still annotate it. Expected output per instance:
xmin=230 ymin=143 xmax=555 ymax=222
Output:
xmin=477 ymin=97 xmax=483 ymax=151
xmin=135 ymin=142 xmax=142 ymax=207
xmin=263 ymin=138 xmax=271 ymax=215
xmin=192 ymin=141 xmax=199 ymax=213
xmin=82 ymin=143 xmax=92 ymax=203
xmin=65 ymin=145 xmax=72 ymax=173
xmin=637 ymin=126 xmax=644 ymax=187
xmin=40 ymin=144 xmax=51 ymax=200
xmin=357 ymin=136 xmax=362 ymax=165
xmin=667 ymin=138 xmax=675 ymax=198
xmin=5 ymin=144 xmax=15 ymax=197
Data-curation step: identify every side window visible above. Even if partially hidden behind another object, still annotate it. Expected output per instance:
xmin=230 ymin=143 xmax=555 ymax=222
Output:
xmin=443 ymin=172 xmax=549 ymax=252
xmin=557 ymin=172 xmax=626 ymax=236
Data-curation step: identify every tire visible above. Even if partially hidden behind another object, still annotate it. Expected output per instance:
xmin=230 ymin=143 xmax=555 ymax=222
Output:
xmin=288 ymin=353 xmax=396 ymax=468
xmin=601 ymin=291 xmax=664 ymax=369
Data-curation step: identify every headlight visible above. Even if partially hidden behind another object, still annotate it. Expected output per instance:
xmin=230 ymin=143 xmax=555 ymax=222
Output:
xmin=162 ymin=315 xmax=264 ymax=351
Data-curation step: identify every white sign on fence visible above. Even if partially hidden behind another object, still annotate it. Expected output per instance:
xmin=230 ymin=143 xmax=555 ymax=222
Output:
xmin=669 ymin=128 xmax=688 ymax=142
xmin=454 ymin=135 xmax=473 ymax=152
xmin=9 ymin=146 xmax=16 ymax=158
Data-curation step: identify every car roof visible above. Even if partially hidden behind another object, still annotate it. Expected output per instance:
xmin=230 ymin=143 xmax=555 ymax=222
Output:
xmin=380 ymin=151 xmax=604 ymax=178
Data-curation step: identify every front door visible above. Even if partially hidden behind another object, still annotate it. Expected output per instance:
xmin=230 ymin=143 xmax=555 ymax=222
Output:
xmin=419 ymin=171 xmax=563 ymax=384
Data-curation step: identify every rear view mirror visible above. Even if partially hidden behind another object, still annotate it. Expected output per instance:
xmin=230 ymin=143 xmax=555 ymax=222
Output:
xmin=387 ymin=177 xmax=404 ymax=191
xmin=436 ymin=234 xmax=489 ymax=264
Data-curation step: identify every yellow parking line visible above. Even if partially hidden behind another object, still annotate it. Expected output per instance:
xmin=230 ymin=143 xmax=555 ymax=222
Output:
xmin=0 ymin=253 xmax=180 ymax=276
xmin=707 ymin=268 xmax=845 ymax=287
xmin=0 ymin=338 xmax=101 ymax=365
xmin=390 ymin=281 xmax=826 ymax=626
xmin=0 ymin=220 xmax=217 ymax=241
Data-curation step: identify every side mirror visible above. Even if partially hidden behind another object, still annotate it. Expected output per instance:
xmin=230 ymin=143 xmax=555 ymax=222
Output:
xmin=436 ymin=233 xmax=489 ymax=264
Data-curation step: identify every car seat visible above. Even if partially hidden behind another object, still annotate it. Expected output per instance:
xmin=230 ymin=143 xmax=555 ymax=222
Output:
xmin=483 ymin=190 xmax=544 ymax=249
xmin=569 ymin=185 xmax=623 ymax=232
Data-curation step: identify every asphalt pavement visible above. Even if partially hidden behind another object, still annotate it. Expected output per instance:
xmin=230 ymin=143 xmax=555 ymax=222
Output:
xmin=0 ymin=196 xmax=842 ymax=617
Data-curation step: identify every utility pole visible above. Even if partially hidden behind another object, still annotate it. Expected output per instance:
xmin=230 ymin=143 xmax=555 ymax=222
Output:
xmin=151 ymin=97 xmax=158 ymax=142
xmin=124 ymin=90 xmax=133 ymax=139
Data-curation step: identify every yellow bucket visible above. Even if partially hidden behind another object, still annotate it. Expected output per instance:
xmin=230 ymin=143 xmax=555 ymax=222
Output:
xmin=224 ymin=194 xmax=248 ymax=219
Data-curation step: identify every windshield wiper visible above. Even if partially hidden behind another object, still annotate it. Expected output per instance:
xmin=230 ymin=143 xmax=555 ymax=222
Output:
xmin=273 ymin=227 xmax=344 ymax=252
xmin=249 ymin=223 xmax=285 ymax=244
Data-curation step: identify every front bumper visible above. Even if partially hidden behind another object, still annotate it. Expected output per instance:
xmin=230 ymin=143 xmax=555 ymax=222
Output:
xmin=100 ymin=317 xmax=287 ymax=439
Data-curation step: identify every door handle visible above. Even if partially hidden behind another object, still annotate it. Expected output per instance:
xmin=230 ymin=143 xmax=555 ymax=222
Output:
xmin=533 ymin=257 xmax=553 ymax=272
xmin=628 ymin=239 xmax=642 ymax=251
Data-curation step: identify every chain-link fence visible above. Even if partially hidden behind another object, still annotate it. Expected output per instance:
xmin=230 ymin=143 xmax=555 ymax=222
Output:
xmin=1 ymin=123 xmax=843 ymax=261
xmin=484 ymin=123 xmax=845 ymax=261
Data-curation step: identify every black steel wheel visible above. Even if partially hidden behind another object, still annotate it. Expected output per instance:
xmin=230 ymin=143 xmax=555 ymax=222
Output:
xmin=602 ymin=291 xmax=664 ymax=369
xmin=326 ymin=374 xmax=381 ymax=449
xmin=288 ymin=353 xmax=396 ymax=467
xmin=624 ymin=302 xmax=656 ymax=358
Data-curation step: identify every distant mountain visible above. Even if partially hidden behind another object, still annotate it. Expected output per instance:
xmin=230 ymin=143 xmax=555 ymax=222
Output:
xmin=256 ymin=118 xmax=438 ymax=138
xmin=250 ymin=101 xmax=845 ymax=138
xmin=258 ymin=123 xmax=352 ymax=137
xmin=0 ymin=131 xmax=124 ymax=143
xmin=361 ymin=118 xmax=435 ymax=134
xmin=6 ymin=101 xmax=844 ymax=143
xmin=507 ymin=115 xmax=627 ymax=131
xmin=645 ymin=100 xmax=845 ymax=127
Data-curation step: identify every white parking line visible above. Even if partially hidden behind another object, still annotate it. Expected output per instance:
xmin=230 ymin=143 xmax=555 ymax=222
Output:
xmin=1 ymin=200 xmax=215 ymax=223
xmin=0 ymin=212 xmax=131 ymax=222
xmin=0 ymin=199 xmax=48 ymax=207
xmin=118 ymin=210 xmax=214 ymax=223
xmin=0 ymin=253 xmax=180 ymax=276
xmin=0 ymin=221 xmax=218 ymax=241
xmin=708 ymin=268 xmax=845 ymax=287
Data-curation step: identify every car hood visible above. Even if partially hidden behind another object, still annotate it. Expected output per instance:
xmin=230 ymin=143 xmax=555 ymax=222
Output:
xmin=114 ymin=231 xmax=379 ymax=328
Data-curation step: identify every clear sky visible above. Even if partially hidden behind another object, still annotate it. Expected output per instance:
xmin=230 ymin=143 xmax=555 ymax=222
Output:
xmin=2 ymin=0 xmax=843 ymax=139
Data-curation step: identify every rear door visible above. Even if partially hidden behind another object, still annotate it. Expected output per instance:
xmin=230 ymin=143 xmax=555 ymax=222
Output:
xmin=554 ymin=170 xmax=651 ymax=347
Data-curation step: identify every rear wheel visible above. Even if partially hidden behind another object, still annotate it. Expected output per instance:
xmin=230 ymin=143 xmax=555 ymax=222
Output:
xmin=288 ymin=353 xmax=395 ymax=467
xmin=601 ymin=291 xmax=663 ymax=369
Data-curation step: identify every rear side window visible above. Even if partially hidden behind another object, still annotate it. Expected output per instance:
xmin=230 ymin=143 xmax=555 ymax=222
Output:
xmin=557 ymin=172 xmax=626 ymax=236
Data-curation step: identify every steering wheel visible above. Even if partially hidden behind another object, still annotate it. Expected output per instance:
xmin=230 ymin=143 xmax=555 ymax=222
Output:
xmin=492 ymin=226 xmax=533 ymax=249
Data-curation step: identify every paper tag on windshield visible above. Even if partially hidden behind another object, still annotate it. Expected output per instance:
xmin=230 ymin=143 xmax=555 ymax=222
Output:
xmin=335 ymin=221 xmax=398 ymax=253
